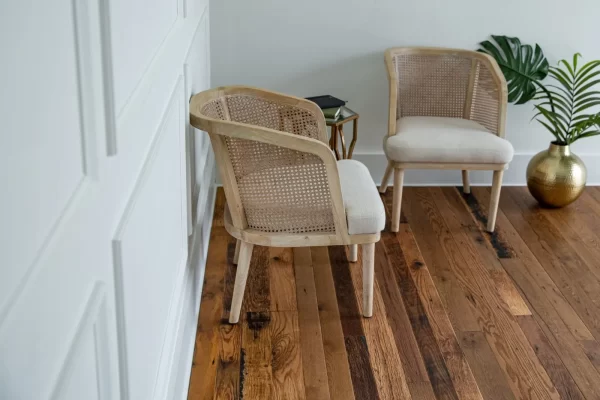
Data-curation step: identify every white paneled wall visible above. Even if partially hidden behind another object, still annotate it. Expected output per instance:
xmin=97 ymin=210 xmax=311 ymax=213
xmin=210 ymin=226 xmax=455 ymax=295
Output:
xmin=0 ymin=0 xmax=213 ymax=399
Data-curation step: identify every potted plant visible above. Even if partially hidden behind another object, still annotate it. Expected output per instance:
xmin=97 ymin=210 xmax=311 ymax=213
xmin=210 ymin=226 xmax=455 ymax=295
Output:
xmin=479 ymin=36 xmax=600 ymax=207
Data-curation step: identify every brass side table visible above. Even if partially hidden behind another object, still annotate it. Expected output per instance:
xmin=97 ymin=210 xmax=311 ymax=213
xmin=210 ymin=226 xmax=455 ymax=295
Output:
xmin=326 ymin=106 xmax=358 ymax=160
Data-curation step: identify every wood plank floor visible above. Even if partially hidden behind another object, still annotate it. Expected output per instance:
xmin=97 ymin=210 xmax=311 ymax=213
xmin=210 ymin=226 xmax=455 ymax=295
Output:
xmin=188 ymin=186 xmax=600 ymax=400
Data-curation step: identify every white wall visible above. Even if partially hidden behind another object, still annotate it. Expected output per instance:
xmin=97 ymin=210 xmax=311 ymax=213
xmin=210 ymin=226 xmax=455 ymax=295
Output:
xmin=210 ymin=0 xmax=600 ymax=185
xmin=0 ymin=0 xmax=213 ymax=399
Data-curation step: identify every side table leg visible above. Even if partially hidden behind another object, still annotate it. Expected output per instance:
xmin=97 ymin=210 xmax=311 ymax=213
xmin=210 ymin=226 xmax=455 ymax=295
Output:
xmin=339 ymin=125 xmax=347 ymax=159
xmin=329 ymin=125 xmax=335 ymax=148
xmin=348 ymin=119 xmax=358 ymax=159
xmin=331 ymin=125 xmax=340 ymax=160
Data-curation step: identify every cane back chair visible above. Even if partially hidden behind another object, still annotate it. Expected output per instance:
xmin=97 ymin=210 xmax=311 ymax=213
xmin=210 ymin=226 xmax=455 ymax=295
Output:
xmin=379 ymin=48 xmax=514 ymax=233
xmin=190 ymin=86 xmax=385 ymax=323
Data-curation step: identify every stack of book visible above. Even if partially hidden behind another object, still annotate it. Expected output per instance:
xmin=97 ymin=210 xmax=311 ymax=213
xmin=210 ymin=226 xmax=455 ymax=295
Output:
xmin=322 ymin=107 xmax=342 ymax=119
xmin=305 ymin=95 xmax=347 ymax=121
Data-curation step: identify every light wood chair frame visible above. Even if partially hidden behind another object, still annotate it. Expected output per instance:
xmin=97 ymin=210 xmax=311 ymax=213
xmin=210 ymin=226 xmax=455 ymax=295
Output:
xmin=190 ymin=86 xmax=380 ymax=323
xmin=379 ymin=47 xmax=509 ymax=233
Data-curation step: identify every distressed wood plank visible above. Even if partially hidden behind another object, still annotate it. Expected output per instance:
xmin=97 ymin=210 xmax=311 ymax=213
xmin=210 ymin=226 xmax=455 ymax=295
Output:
xmin=311 ymin=246 xmax=356 ymax=400
xmin=502 ymin=187 xmax=600 ymax=340
xmin=221 ymin=240 xmax=237 ymax=322
xmin=406 ymin=381 xmax=437 ymax=400
xmin=399 ymin=224 xmax=482 ymax=400
xmin=517 ymin=315 xmax=585 ymax=400
xmin=457 ymin=331 xmax=516 ymax=400
xmin=349 ymin=244 xmax=413 ymax=400
xmin=435 ymin=187 xmax=530 ymax=317
xmin=270 ymin=247 xmax=296 ymax=311
xmin=472 ymin=187 xmax=593 ymax=341
xmin=543 ymin=199 xmax=600 ymax=282
xmin=413 ymin=187 xmax=559 ymax=400
xmin=439 ymin=187 xmax=530 ymax=316
xmin=241 ymin=311 xmax=273 ymax=399
xmin=488 ymin=270 xmax=531 ymax=316
xmin=293 ymin=247 xmax=331 ymax=400
xmin=373 ymin=240 xmax=430 ymax=384
xmin=581 ymin=340 xmax=600 ymax=374
xmin=242 ymin=245 xmax=271 ymax=314
xmin=402 ymin=189 xmax=481 ymax=333
xmin=214 ymin=324 xmax=241 ymax=400
xmin=270 ymin=311 xmax=305 ymax=400
xmin=344 ymin=336 xmax=380 ymax=400
xmin=188 ymin=229 xmax=231 ymax=400
xmin=379 ymin=213 xmax=459 ymax=400
xmin=451 ymin=187 xmax=515 ymax=259
xmin=328 ymin=246 xmax=364 ymax=337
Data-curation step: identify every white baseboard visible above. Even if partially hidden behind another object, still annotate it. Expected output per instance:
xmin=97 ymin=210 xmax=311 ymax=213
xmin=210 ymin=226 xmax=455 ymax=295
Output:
xmin=352 ymin=152 xmax=600 ymax=186
xmin=160 ymin=163 xmax=217 ymax=400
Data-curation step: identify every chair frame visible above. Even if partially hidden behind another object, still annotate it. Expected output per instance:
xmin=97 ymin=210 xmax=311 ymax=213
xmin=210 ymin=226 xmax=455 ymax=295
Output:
xmin=190 ymin=86 xmax=380 ymax=323
xmin=379 ymin=47 xmax=509 ymax=233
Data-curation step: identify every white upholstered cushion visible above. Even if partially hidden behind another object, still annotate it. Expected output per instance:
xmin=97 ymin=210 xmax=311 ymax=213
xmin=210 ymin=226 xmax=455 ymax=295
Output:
xmin=337 ymin=160 xmax=385 ymax=235
xmin=384 ymin=117 xmax=514 ymax=164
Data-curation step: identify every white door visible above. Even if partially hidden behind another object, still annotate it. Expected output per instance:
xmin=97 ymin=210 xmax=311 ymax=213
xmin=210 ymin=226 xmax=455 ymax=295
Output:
xmin=0 ymin=1 xmax=213 ymax=399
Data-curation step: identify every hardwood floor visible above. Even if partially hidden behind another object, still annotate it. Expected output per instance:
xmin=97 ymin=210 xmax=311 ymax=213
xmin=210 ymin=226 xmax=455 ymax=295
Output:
xmin=188 ymin=186 xmax=600 ymax=400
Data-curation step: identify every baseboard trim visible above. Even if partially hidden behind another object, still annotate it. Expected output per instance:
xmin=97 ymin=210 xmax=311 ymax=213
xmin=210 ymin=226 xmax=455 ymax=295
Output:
xmin=351 ymin=152 xmax=600 ymax=186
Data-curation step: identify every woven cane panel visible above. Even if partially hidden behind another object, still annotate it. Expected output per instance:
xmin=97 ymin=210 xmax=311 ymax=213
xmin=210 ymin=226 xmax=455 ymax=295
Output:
xmin=226 ymin=137 xmax=335 ymax=233
xmin=393 ymin=54 xmax=472 ymax=119
xmin=224 ymin=95 xmax=323 ymax=141
xmin=471 ymin=63 xmax=500 ymax=134
xmin=201 ymin=98 xmax=226 ymax=120
xmin=200 ymin=95 xmax=335 ymax=234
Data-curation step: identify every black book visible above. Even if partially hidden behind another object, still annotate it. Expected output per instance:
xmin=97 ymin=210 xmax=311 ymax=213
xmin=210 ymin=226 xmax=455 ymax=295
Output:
xmin=305 ymin=95 xmax=346 ymax=110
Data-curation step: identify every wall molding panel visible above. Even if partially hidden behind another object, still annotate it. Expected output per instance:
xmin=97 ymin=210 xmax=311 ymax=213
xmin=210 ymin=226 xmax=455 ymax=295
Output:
xmin=96 ymin=0 xmax=118 ymax=156
xmin=168 ymin=170 xmax=216 ymax=400
xmin=110 ymin=0 xmax=179 ymax=116
xmin=112 ymin=78 xmax=186 ymax=400
xmin=0 ymin=0 xmax=106 ymax=327
xmin=1 ymin=2 xmax=212 ymax=398
xmin=49 ymin=283 xmax=113 ymax=400
xmin=114 ymin=9 xmax=208 ymax=173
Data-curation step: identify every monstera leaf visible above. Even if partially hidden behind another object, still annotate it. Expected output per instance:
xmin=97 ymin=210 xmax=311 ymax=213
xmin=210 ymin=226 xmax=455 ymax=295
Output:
xmin=479 ymin=35 xmax=549 ymax=105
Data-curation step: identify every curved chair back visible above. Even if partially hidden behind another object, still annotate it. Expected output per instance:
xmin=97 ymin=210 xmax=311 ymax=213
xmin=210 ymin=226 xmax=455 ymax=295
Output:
xmin=385 ymin=47 xmax=508 ymax=137
xmin=190 ymin=86 xmax=347 ymax=237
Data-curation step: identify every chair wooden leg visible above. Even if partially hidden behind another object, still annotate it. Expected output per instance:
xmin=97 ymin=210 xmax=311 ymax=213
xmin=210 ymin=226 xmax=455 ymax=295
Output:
xmin=379 ymin=162 xmax=393 ymax=194
xmin=392 ymin=168 xmax=404 ymax=232
xmin=462 ymin=170 xmax=471 ymax=194
xmin=349 ymin=244 xmax=358 ymax=262
xmin=487 ymin=170 xmax=504 ymax=233
xmin=233 ymin=239 xmax=241 ymax=264
xmin=362 ymin=243 xmax=375 ymax=318
xmin=229 ymin=241 xmax=254 ymax=324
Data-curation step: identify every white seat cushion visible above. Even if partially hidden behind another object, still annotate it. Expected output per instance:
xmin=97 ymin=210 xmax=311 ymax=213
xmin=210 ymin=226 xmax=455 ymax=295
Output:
xmin=384 ymin=116 xmax=514 ymax=164
xmin=337 ymin=160 xmax=385 ymax=235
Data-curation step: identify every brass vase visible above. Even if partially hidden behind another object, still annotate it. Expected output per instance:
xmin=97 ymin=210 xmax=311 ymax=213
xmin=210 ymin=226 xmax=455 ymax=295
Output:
xmin=526 ymin=142 xmax=587 ymax=207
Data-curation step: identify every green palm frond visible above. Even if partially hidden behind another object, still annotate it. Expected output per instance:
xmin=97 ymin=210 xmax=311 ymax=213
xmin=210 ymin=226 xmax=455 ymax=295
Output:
xmin=478 ymin=35 xmax=549 ymax=104
xmin=535 ymin=54 xmax=600 ymax=145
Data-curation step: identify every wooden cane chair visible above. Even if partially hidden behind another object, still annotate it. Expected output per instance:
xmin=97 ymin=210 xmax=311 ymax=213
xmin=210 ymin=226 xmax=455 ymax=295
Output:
xmin=190 ymin=86 xmax=385 ymax=323
xmin=379 ymin=47 xmax=514 ymax=232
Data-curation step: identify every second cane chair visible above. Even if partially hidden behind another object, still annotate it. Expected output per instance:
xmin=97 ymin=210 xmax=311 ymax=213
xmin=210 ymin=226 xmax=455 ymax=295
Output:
xmin=379 ymin=47 xmax=514 ymax=233
xmin=190 ymin=86 xmax=385 ymax=324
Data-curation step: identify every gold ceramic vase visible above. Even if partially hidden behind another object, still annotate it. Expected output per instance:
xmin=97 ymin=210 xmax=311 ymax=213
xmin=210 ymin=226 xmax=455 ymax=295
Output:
xmin=526 ymin=142 xmax=587 ymax=207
